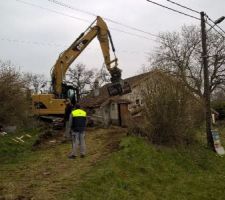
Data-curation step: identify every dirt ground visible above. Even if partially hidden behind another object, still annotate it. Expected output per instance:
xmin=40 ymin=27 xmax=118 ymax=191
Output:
xmin=0 ymin=127 xmax=126 ymax=200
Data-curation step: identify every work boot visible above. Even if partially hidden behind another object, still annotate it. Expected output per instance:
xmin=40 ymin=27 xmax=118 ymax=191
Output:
xmin=68 ymin=155 xmax=76 ymax=159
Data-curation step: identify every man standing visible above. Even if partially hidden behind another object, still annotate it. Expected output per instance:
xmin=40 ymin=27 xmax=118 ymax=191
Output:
xmin=68 ymin=104 xmax=87 ymax=159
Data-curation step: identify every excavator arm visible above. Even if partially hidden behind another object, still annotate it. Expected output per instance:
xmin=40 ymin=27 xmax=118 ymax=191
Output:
xmin=51 ymin=16 xmax=126 ymax=97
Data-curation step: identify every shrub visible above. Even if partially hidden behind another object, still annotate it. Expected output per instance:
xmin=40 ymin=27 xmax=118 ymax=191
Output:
xmin=0 ymin=60 xmax=30 ymax=126
xmin=141 ymin=70 xmax=204 ymax=146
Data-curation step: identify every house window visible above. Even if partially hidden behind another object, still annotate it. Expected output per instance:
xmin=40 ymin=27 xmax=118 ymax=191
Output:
xmin=136 ymin=99 xmax=140 ymax=105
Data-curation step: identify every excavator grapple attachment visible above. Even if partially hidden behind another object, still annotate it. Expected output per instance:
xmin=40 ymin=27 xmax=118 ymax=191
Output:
xmin=107 ymin=80 xmax=131 ymax=96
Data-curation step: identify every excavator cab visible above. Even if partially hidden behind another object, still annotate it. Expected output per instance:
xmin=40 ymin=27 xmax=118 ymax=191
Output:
xmin=61 ymin=83 xmax=79 ymax=105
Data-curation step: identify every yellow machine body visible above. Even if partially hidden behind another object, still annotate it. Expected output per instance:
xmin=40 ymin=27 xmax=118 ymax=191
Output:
xmin=32 ymin=94 xmax=66 ymax=115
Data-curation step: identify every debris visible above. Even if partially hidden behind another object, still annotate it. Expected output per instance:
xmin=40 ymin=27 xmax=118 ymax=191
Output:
xmin=12 ymin=138 xmax=20 ymax=143
xmin=16 ymin=136 xmax=25 ymax=143
xmin=43 ymin=171 xmax=50 ymax=176
xmin=25 ymin=134 xmax=32 ymax=138
xmin=11 ymin=134 xmax=32 ymax=143
xmin=0 ymin=131 xmax=7 ymax=136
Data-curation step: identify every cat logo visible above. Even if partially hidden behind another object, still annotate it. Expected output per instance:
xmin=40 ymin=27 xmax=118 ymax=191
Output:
xmin=72 ymin=39 xmax=88 ymax=51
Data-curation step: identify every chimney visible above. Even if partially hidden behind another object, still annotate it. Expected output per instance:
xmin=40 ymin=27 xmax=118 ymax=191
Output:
xmin=93 ymin=80 xmax=100 ymax=97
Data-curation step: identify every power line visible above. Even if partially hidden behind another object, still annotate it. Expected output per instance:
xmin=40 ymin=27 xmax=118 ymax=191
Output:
xmin=16 ymin=0 xmax=90 ymax=23
xmin=205 ymin=20 xmax=225 ymax=39
xmin=1 ymin=37 xmax=153 ymax=55
xmin=15 ymin=0 xmax=158 ymax=41
xmin=103 ymin=18 xmax=159 ymax=38
xmin=1 ymin=37 xmax=66 ymax=47
xmin=47 ymin=0 xmax=96 ymax=17
xmin=47 ymin=0 xmax=159 ymax=38
xmin=146 ymin=0 xmax=200 ymax=21
xmin=110 ymin=27 xmax=159 ymax=42
xmin=159 ymin=0 xmax=225 ymax=39
xmin=166 ymin=0 xmax=200 ymax=14
xmin=215 ymin=25 xmax=225 ymax=35
xmin=164 ymin=0 xmax=225 ymax=37
xmin=206 ymin=15 xmax=225 ymax=35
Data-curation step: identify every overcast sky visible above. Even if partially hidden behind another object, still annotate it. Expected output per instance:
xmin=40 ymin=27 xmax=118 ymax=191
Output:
xmin=0 ymin=0 xmax=225 ymax=79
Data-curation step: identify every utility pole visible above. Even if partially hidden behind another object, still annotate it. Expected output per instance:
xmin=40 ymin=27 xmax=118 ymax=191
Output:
xmin=200 ymin=11 xmax=214 ymax=150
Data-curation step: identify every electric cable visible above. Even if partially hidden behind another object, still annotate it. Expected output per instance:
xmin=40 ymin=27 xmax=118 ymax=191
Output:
xmin=1 ymin=37 xmax=153 ymax=55
xmin=46 ymin=0 xmax=159 ymax=38
xmin=205 ymin=20 xmax=225 ymax=39
xmin=47 ymin=0 xmax=96 ymax=17
xmin=16 ymin=0 xmax=90 ymax=23
xmin=164 ymin=0 xmax=225 ymax=37
xmin=206 ymin=15 xmax=225 ymax=35
xmin=1 ymin=37 xmax=65 ymax=47
xmin=166 ymin=0 xmax=200 ymax=14
xmin=146 ymin=0 xmax=200 ymax=20
xmin=15 ymin=0 xmax=159 ymax=41
xmin=110 ymin=27 xmax=159 ymax=42
xmin=146 ymin=0 xmax=225 ymax=40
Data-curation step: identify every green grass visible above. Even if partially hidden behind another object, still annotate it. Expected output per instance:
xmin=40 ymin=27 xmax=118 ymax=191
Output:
xmin=1 ymin=126 xmax=225 ymax=199
xmin=64 ymin=136 xmax=225 ymax=200
xmin=0 ymin=128 xmax=126 ymax=199
xmin=0 ymin=128 xmax=39 ymax=164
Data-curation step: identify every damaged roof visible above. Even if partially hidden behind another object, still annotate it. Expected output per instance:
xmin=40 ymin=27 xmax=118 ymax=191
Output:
xmin=80 ymin=72 xmax=151 ymax=108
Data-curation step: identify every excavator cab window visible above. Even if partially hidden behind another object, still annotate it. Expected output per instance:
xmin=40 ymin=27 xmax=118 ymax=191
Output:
xmin=67 ymin=88 xmax=77 ymax=105
xmin=62 ymin=83 xmax=78 ymax=105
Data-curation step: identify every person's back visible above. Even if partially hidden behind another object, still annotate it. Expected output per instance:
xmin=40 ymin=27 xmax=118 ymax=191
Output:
xmin=71 ymin=108 xmax=87 ymax=132
xmin=68 ymin=104 xmax=87 ymax=159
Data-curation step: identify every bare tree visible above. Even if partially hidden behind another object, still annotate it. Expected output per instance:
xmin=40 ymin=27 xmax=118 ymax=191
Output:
xmin=213 ymin=88 xmax=225 ymax=101
xmin=92 ymin=64 xmax=111 ymax=89
xmin=66 ymin=63 xmax=95 ymax=99
xmin=149 ymin=25 xmax=225 ymax=99
xmin=23 ymin=73 xmax=47 ymax=94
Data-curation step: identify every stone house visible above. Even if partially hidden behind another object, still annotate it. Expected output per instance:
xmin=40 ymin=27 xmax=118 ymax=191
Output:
xmin=122 ymin=71 xmax=220 ymax=124
xmin=80 ymin=71 xmax=153 ymax=126
xmin=121 ymin=71 xmax=153 ymax=117
xmin=80 ymin=84 xmax=131 ymax=127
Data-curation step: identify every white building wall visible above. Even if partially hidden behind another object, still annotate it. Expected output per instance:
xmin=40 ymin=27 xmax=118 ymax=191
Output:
xmin=122 ymin=84 xmax=145 ymax=112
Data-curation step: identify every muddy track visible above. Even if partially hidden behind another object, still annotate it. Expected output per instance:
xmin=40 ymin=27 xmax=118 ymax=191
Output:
xmin=0 ymin=127 xmax=126 ymax=200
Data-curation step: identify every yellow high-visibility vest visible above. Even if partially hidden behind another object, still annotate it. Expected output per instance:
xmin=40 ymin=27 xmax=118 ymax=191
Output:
xmin=71 ymin=109 xmax=87 ymax=117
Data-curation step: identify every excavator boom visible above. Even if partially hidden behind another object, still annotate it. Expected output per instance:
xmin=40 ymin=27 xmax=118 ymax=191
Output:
xmin=51 ymin=16 xmax=124 ymax=97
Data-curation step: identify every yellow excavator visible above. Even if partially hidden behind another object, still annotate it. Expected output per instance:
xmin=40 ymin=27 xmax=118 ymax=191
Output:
xmin=32 ymin=16 xmax=131 ymax=118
